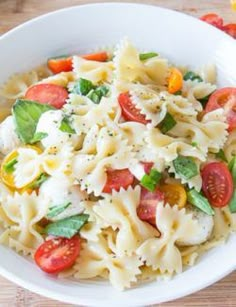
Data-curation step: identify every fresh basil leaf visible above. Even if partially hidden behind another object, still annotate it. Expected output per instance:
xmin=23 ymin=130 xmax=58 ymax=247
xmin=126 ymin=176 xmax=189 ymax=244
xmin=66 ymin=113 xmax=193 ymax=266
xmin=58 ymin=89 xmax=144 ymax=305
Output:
xmin=173 ymin=155 xmax=198 ymax=180
xmin=183 ymin=71 xmax=203 ymax=82
xmin=87 ymin=85 xmax=109 ymax=104
xmin=215 ymin=149 xmax=227 ymax=163
xmin=139 ymin=52 xmax=158 ymax=61
xmin=3 ymin=158 xmax=18 ymax=173
xmin=229 ymin=157 xmax=236 ymax=184
xmin=159 ymin=112 xmax=177 ymax=134
xmin=72 ymin=78 xmax=94 ymax=95
xmin=140 ymin=168 xmax=162 ymax=192
xmin=47 ymin=202 xmax=71 ymax=219
xmin=44 ymin=214 xmax=89 ymax=238
xmin=198 ymin=93 xmax=212 ymax=108
xmin=30 ymin=132 xmax=48 ymax=143
xmin=12 ymin=99 xmax=54 ymax=144
xmin=187 ymin=189 xmax=215 ymax=216
xmin=59 ymin=117 xmax=76 ymax=134
xmin=229 ymin=190 xmax=236 ymax=213
xmin=28 ymin=173 xmax=49 ymax=189
xmin=191 ymin=142 xmax=198 ymax=147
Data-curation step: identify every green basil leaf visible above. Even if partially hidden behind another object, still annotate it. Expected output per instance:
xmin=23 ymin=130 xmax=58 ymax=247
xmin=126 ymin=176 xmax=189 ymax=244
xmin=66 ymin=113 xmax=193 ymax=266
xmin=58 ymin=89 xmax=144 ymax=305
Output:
xmin=191 ymin=142 xmax=198 ymax=147
xmin=229 ymin=157 xmax=236 ymax=184
xmin=183 ymin=71 xmax=203 ymax=82
xmin=215 ymin=149 xmax=227 ymax=163
xmin=187 ymin=189 xmax=215 ymax=216
xmin=87 ymin=85 xmax=109 ymax=104
xmin=159 ymin=112 xmax=177 ymax=134
xmin=28 ymin=173 xmax=49 ymax=189
xmin=140 ymin=168 xmax=162 ymax=192
xmin=44 ymin=214 xmax=89 ymax=238
xmin=3 ymin=158 xmax=18 ymax=173
xmin=139 ymin=52 xmax=158 ymax=61
xmin=173 ymin=155 xmax=198 ymax=180
xmin=47 ymin=202 xmax=72 ymax=219
xmin=198 ymin=93 xmax=212 ymax=108
xmin=30 ymin=132 xmax=48 ymax=144
xmin=12 ymin=99 xmax=54 ymax=144
xmin=59 ymin=117 xmax=76 ymax=134
xmin=72 ymin=78 xmax=94 ymax=95
xmin=229 ymin=190 xmax=236 ymax=213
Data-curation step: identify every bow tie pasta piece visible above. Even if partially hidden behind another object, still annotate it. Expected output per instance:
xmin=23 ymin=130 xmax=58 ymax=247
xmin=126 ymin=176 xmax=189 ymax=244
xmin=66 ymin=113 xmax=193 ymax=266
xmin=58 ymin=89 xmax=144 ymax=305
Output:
xmin=113 ymin=38 xmax=168 ymax=86
xmin=169 ymin=109 xmax=228 ymax=155
xmin=0 ymin=192 xmax=48 ymax=255
xmin=137 ymin=203 xmax=201 ymax=274
xmin=13 ymin=147 xmax=43 ymax=189
xmin=42 ymin=142 xmax=74 ymax=177
xmin=71 ymin=99 xmax=115 ymax=135
xmin=146 ymin=127 xmax=206 ymax=163
xmin=183 ymin=79 xmax=216 ymax=112
xmin=93 ymin=186 xmax=159 ymax=256
xmin=72 ymin=56 xmax=114 ymax=84
xmin=73 ymin=233 xmax=142 ymax=290
xmin=72 ymin=127 xmax=136 ymax=195
xmin=39 ymin=71 xmax=76 ymax=87
xmin=0 ymin=71 xmax=39 ymax=100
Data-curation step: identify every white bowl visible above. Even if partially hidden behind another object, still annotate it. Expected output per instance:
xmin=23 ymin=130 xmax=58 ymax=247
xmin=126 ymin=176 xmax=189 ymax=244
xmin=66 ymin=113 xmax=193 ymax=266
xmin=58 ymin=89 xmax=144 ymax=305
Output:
xmin=0 ymin=3 xmax=236 ymax=306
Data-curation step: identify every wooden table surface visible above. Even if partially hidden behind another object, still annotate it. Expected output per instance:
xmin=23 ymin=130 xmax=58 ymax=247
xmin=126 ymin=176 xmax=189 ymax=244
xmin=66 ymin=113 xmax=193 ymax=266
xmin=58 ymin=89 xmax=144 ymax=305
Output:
xmin=0 ymin=0 xmax=236 ymax=306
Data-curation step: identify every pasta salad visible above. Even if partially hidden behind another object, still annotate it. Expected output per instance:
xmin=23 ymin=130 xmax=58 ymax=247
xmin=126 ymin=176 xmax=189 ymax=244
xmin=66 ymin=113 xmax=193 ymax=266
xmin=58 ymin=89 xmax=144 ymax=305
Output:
xmin=0 ymin=38 xmax=235 ymax=290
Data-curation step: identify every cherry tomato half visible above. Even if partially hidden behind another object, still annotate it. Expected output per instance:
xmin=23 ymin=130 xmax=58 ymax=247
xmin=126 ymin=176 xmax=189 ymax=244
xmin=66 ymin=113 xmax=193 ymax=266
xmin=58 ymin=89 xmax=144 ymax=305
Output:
xmin=201 ymin=162 xmax=233 ymax=208
xmin=34 ymin=236 xmax=81 ymax=274
xmin=200 ymin=13 xmax=224 ymax=29
xmin=118 ymin=92 xmax=150 ymax=124
xmin=137 ymin=187 xmax=164 ymax=226
xmin=102 ymin=169 xmax=134 ymax=193
xmin=25 ymin=83 xmax=68 ymax=109
xmin=159 ymin=184 xmax=187 ymax=209
xmin=48 ymin=57 xmax=73 ymax=74
xmin=223 ymin=24 xmax=236 ymax=39
xmin=205 ymin=87 xmax=236 ymax=131
xmin=141 ymin=162 xmax=154 ymax=174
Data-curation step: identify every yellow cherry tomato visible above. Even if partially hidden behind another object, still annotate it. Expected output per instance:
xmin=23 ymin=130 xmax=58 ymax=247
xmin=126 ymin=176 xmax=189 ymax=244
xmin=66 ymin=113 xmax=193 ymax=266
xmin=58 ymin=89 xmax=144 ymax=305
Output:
xmin=0 ymin=145 xmax=42 ymax=189
xmin=0 ymin=150 xmax=18 ymax=188
xmin=168 ymin=68 xmax=183 ymax=94
xmin=160 ymin=184 xmax=187 ymax=209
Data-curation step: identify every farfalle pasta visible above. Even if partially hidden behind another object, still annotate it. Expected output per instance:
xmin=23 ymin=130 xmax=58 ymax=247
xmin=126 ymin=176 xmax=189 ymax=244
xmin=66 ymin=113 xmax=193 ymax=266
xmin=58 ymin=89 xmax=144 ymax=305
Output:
xmin=0 ymin=38 xmax=235 ymax=290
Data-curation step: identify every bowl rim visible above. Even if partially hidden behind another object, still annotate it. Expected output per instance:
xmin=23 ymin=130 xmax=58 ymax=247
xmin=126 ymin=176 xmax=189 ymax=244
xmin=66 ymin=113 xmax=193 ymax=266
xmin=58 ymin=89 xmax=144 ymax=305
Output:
xmin=0 ymin=2 xmax=236 ymax=306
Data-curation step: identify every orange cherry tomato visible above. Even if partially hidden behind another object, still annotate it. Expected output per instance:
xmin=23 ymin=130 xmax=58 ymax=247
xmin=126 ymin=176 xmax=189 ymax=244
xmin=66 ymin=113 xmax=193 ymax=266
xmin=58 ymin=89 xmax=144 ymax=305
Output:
xmin=168 ymin=68 xmax=183 ymax=94
xmin=159 ymin=184 xmax=187 ymax=209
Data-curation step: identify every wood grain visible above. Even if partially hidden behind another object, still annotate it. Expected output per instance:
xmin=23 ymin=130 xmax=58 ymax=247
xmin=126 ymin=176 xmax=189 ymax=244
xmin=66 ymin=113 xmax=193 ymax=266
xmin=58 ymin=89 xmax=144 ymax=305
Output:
xmin=0 ymin=1 xmax=236 ymax=306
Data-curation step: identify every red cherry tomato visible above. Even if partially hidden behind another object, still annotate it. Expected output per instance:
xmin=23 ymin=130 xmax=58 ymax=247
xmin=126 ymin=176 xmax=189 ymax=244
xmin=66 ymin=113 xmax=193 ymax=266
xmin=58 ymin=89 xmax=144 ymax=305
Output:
xmin=141 ymin=162 xmax=154 ymax=174
xmin=205 ymin=87 xmax=236 ymax=131
xmin=102 ymin=169 xmax=134 ymax=193
xmin=118 ymin=92 xmax=150 ymax=124
xmin=25 ymin=83 xmax=68 ymax=109
xmin=82 ymin=52 xmax=108 ymax=62
xmin=223 ymin=24 xmax=236 ymax=39
xmin=34 ymin=236 xmax=81 ymax=274
xmin=48 ymin=57 xmax=73 ymax=74
xmin=137 ymin=187 xmax=164 ymax=226
xmin=200 ymin=13 xmax=223 ymax=29
xmin=201 ymin=162 xmax=233 ymax=208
